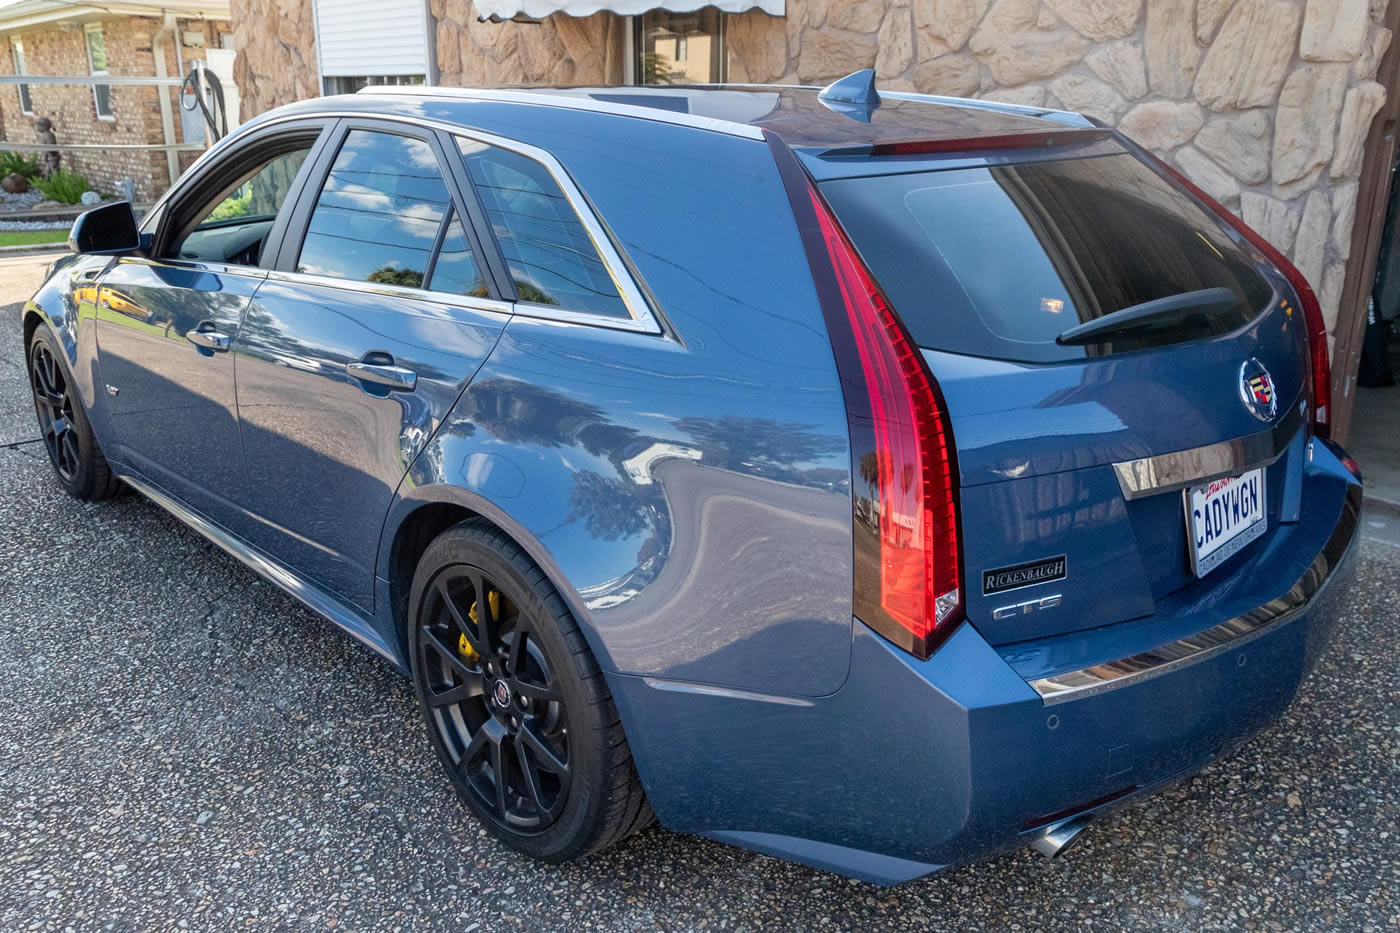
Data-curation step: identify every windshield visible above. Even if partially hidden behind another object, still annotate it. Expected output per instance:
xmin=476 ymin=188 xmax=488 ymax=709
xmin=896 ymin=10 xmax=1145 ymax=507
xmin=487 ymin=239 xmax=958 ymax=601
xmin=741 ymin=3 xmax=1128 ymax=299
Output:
xmin=819 ymin=152 xmax=1276 ymax=363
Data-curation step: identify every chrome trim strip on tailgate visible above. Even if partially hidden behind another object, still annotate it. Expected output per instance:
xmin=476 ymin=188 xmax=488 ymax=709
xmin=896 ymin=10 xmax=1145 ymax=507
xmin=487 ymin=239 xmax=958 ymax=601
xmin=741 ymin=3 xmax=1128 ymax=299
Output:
xmin=1112 ymin=396 xmax=1304 ymax=500
xmin=1028 ymin=481 xmax=1360 ymax=704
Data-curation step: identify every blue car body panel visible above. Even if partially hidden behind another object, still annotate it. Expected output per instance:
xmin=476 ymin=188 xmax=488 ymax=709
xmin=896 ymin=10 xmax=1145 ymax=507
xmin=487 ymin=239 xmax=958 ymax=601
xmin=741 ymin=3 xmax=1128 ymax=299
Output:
xmin=233 ymin=279 xmax=506 ymax=612
xmin=611 ymin=445 xmax=1359 ymax=884
xmin=20 ymin=84 xmax=1364 ymax=883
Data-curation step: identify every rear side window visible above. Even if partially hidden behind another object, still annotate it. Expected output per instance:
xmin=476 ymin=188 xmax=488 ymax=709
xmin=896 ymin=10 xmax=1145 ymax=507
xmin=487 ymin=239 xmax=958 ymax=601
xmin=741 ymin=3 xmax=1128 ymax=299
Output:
xmin=298 ymin=129 xmax=485 ymax=296
xmin=458 ymin=138 xmax=626 ymax=317
xmin=820 ymin=152 xmax=1275 ymax=363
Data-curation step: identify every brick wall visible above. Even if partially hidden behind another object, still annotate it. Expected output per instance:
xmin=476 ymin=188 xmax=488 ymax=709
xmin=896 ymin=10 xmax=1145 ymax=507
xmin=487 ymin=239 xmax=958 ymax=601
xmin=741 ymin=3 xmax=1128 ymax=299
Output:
xmin=1 ymin=16 xmax=234 ymax=200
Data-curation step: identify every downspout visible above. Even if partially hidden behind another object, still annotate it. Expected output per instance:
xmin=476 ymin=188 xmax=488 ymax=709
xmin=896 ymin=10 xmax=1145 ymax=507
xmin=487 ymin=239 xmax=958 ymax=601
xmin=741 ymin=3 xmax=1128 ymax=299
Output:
xmin=153 ymin=12 xmax=180 ymax=190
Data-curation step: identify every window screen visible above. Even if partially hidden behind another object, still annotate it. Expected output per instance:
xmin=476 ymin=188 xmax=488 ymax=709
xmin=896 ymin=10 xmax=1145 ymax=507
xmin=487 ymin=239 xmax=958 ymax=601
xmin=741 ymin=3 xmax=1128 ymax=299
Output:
xmin=298 ymin=129 xmax=482 ymax=296
xmin=458 ymin=139 xmax=626 ymax=317
xmin=84 ymin=25 xmax=112 ymax=120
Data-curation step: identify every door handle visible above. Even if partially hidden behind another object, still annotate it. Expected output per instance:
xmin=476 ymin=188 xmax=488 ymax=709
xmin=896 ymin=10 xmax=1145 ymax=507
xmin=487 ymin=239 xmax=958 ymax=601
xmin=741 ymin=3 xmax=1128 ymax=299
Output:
xmin=187 ymin=327 xmax=231 ymax=352
xmin=346 ymin=357 xmax=417 ymax=391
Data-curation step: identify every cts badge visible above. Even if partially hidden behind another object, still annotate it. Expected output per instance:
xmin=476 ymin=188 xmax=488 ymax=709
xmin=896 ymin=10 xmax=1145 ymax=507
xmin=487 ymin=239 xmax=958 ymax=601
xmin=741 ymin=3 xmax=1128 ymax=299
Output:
xmin=1239 ymin=358 xmax=1277 ymax=422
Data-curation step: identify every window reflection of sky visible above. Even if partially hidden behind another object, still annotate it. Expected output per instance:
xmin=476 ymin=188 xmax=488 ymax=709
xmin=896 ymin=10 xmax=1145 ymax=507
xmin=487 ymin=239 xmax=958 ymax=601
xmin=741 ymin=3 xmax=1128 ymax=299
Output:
xmin=299 ymin=131 xmax=450 ymax=286
xmin=460 ymin=140 xmax=625 ymax=316
xmin=430 ymin=212 xmax=485 ymax=297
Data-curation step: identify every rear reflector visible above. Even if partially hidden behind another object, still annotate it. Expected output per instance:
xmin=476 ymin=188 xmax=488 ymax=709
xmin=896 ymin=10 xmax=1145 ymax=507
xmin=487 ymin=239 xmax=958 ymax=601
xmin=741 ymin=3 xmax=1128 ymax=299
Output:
xmin=806 ymin=183 xmax=963 ymax=656
xmin=1146 ymin=153 xmax=1331 ymax=438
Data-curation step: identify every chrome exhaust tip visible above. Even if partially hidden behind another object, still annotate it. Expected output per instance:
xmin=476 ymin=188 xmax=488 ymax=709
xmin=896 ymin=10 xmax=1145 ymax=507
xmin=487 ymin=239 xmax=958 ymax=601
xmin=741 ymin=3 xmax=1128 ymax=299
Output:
xmin=1031 ymin=815 xmax=1091 ymax=858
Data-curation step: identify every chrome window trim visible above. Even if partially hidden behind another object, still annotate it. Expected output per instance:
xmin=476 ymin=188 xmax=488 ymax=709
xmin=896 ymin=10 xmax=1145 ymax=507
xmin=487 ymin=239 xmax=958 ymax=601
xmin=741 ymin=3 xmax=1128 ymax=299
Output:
xmin=451 ymin=129 xmax=661 ymax=335
xmin=141 ymin=110 xmax=665 ymax=336
xmin=114 ymin=254 xmax=271 ymax=282
xmin=1027 ymin=478 xmax=1360 ymax=705
xmin=359 ymin=85 xmax=767 ymax=141
xmin=262 ymin=268 xmax=516 ymax=317
xmin=1111 ymin=392 xmax=1305 ymax=501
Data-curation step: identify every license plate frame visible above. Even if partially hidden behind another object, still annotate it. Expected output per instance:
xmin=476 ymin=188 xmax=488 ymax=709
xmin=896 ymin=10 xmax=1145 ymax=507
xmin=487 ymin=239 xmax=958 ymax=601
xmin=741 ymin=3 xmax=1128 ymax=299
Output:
xmin=1184 ymin=467 xmax=1268 ymax=578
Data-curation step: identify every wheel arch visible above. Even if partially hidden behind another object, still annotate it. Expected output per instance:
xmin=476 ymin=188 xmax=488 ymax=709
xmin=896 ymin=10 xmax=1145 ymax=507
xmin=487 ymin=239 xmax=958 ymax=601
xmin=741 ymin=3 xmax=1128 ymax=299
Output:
xmin=380 ymin=484 xmax=612 ymax=675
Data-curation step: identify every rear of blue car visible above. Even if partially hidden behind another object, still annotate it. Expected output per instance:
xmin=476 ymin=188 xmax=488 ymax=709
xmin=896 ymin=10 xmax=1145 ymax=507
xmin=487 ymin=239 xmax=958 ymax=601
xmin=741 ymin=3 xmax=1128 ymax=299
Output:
xmin=615 ymin=120 xmax=1361 ymax=883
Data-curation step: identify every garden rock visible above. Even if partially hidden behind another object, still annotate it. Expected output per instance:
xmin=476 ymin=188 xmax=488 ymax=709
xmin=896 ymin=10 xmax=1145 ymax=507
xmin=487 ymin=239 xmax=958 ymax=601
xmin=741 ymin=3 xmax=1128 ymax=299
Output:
xmin=80 ymin=191 xmax=101 ymax=206
xmin=1 ymin=173 xmax=28 ymax=194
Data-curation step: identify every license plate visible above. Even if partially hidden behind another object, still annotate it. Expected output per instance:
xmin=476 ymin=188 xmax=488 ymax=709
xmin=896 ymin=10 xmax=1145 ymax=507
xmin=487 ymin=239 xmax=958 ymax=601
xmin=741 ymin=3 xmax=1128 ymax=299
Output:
xmin=1184 ymin=468 xmax=1267 ymax=578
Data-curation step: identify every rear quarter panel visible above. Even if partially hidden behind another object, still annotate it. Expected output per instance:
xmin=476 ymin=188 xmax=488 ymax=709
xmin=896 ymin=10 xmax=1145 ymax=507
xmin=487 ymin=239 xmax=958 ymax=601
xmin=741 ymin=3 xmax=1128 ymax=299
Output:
xmin=388 ymin=104 xmax=854 ymax=697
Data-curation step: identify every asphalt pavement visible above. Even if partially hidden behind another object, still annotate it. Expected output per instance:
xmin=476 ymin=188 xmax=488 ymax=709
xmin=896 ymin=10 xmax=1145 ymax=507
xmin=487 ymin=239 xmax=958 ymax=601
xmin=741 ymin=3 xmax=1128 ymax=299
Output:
xmin=1 ymin=254 xmax=1397 ymax=931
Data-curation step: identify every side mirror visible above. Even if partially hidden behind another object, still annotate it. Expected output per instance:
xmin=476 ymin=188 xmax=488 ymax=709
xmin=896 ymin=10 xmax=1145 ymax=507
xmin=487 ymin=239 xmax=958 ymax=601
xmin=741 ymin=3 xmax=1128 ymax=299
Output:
xmin=69 ymin=201 xmax=141 ymax=255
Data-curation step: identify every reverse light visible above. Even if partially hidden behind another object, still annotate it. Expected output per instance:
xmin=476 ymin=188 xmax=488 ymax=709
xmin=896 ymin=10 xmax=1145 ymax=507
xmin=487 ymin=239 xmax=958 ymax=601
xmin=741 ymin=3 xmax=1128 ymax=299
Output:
xmin=806 ymin=183 xmax=963 ymax=657
xmin=1146 ymin=152 xmax=1331 ymax=438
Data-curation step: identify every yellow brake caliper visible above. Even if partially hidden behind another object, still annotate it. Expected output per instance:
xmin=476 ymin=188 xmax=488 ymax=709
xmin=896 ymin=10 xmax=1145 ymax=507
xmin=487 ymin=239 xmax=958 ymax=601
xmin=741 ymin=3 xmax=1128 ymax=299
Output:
xmin=458 ymin=590 xmax=499 ymax=662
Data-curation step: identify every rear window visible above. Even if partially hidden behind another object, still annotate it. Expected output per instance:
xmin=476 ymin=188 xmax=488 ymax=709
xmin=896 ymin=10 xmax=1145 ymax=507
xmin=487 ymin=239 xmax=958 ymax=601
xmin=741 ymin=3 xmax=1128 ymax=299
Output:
xmin=820 ymin=152 xmax=1275 ymax=363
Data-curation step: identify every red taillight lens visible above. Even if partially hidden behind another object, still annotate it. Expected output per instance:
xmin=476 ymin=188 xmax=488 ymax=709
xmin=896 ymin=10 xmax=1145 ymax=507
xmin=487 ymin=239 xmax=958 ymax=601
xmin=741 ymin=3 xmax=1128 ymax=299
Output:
xmin=807 ymin=184 xmax=962 ymax=654
xmin=1147 ymin=153 xmax=1331 ymax=437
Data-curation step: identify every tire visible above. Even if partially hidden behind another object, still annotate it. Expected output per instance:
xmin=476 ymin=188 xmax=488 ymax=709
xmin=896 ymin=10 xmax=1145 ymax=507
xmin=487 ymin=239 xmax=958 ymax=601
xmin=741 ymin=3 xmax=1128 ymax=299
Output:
xmin=407 ymin=519 xmax=653 ymax=861
xmin=26 ymin=327 xmax=121 ymax=501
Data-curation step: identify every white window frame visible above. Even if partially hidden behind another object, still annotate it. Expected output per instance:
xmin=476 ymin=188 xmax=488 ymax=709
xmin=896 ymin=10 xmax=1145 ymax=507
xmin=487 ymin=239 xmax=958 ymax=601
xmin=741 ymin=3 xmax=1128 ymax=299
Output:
xmin=84 ymin=23 xmax=114 ymax=122
xmin=629 ymin=10 xmax=728 ymax=87
xmin=12 ymin=39 xmax=32 ymax=115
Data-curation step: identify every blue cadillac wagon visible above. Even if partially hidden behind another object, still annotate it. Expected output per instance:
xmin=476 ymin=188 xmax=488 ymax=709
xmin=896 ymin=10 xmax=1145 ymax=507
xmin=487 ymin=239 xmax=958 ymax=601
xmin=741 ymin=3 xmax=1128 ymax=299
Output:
xmin=23 ymin=70 xmax=1361 ymax=883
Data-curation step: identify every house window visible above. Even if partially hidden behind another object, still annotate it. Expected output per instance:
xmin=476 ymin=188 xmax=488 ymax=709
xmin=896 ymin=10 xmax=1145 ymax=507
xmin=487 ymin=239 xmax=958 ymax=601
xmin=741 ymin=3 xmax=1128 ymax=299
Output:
xmin=322 ymin=74 xmax=425 ymax=96
xmin=635 ymin=9 xmax=725 ymax=85
xmin=84 ymin=24 xmax=114 ymax=120
xmin=12 ymin=40 xmax=31 ymax=115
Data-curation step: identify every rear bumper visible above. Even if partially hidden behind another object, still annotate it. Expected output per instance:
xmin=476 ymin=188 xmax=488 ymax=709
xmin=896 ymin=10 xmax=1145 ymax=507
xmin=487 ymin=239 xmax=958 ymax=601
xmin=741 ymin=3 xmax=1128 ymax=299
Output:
xmin=608 ymin=442 xmax=1361 ymax=884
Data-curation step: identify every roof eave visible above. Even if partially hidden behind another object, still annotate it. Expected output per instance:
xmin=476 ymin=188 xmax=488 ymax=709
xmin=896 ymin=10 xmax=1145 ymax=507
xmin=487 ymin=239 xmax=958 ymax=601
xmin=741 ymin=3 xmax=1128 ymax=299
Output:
xmin=0 ymin=0 xmax=230 ymax=34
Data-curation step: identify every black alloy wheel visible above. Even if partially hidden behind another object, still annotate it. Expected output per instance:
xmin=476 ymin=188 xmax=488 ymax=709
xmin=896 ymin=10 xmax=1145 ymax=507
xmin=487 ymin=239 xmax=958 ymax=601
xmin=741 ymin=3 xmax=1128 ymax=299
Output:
xmin=416 ymin=564 xmax=571 ymax=832
xmin=407 ymin=519 xmax=653 ymax=862
xmin=30 ymin=340 xmax=79 ymax=482
xmin=26 ymin=329 xmax=120 ymax=500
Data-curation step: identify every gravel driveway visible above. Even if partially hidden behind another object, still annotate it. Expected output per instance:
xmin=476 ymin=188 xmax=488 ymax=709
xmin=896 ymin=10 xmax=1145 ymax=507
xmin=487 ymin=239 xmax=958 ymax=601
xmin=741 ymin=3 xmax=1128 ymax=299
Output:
xmin=1 ymin=254 xmax=1397 ymax=931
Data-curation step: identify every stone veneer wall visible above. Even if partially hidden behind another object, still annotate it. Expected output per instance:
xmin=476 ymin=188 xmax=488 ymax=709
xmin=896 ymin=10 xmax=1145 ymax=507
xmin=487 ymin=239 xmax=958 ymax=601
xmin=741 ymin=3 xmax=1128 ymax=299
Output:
xmin=432 ymin=5 xmax=623 ymax=85
xmin=726 ymin=0 xmax=1392 ymax=341
xmin=231 ymin=0 xmax=321 ymax=116
xmin=231 ymin=0 xmax=1391 ymax=340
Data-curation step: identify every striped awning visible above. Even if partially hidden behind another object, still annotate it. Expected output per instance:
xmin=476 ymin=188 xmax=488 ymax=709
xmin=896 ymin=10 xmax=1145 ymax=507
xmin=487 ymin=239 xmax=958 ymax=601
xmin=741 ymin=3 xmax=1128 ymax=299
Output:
xmin=474 ymin=0 xmax=783 ymax=20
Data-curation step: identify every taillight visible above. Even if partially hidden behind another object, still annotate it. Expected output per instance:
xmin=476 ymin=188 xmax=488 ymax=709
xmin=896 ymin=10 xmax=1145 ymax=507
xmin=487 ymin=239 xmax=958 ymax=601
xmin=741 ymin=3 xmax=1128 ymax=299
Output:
xmin=806 ymin=182 xmax=963 ymax=658
xmin=1144 ymin=151 xmax=1331 ymax=438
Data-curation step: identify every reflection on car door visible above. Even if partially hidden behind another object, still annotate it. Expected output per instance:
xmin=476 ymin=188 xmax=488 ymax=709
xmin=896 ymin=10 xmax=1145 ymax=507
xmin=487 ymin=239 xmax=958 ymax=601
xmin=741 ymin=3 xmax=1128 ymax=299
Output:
xmin=232 ymin=122 xmax=509 ymax=611
xmin=95 ymin=136 xmax=322 ymax=526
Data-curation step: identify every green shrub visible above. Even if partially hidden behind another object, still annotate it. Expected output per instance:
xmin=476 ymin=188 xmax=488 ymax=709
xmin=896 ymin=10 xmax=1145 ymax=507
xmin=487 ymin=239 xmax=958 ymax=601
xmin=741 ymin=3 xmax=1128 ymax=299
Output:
xmin=32 ymin=169 xmax=91 ymax=205
xmin=206 ymin=188 xmax=253 ymax=222
xmin=0 ymin=150 xmax=42 ymax=179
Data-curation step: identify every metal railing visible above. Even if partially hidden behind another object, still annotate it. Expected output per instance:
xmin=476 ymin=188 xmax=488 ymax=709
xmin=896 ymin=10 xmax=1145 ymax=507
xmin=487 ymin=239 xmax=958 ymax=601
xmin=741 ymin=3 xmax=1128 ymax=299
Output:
xmin=0 ymin=73 xmax=213 ymax=183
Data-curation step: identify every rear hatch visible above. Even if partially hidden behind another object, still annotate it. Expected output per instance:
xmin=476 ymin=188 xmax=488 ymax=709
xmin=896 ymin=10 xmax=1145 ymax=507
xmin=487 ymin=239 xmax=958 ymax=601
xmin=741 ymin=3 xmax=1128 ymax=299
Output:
xmin=816 ymin=143 xmax=1311 ymax=645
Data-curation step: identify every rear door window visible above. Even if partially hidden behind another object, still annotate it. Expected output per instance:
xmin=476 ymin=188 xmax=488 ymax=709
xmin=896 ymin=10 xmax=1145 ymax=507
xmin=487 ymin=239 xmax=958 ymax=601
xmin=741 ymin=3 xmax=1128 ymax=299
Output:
xmin=457 ymin=139 xmax=627 ymax=317
xmin=820 ymin=152 xmax=1276 ymax=363
xmin=296 ymin=129 xmax=486 ymax=296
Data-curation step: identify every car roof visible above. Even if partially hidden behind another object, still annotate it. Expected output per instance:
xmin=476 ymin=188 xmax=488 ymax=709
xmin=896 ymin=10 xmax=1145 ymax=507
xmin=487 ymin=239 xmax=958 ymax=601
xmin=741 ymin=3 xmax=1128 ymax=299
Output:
xmin=344 ymin=81 xmax=1094 ymax=151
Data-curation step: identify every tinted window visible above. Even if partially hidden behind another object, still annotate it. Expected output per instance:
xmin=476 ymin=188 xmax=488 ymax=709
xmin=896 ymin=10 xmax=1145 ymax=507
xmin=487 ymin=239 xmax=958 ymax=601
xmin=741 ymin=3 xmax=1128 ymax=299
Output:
xmin=169 ymin=145 xmax=311 ymax=266
xmin=429 ymin=209 xmax=487 ymax=297
xmin=458 ymin=139 xmax=626 ymax=317
xmin=299 ymin=130 xmax=484 ymax=295
xmin=821 ymin=152 xmax=1276 ymax=363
